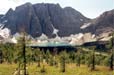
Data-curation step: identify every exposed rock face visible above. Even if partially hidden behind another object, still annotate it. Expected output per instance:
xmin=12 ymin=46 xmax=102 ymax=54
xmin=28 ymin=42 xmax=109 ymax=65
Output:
xmin=0 ymin=3 xmax=113 ymax=39
xmin=82 ymin=9 xmax=114 ymax=36
xmin=0 ymin=3 xmax=90 ymax=37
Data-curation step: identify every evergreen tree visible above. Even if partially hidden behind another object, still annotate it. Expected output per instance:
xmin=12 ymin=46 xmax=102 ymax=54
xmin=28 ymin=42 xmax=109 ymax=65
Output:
xmin=75 ymin=47 xmax=82 ymax=67
xmin=91 ymin=47 xmax=95 ymax=71
xmin=86 ymin=47 xmax=96 ymax=71
xmin=33 ymin=48 xmax=41 ymax=67
xmin=26 ymin=47 xmax=33 ymax=64
xmin=108 ymin=33 xmax=114 ymax=70
xmin=45 ymin=50 xmax=50 ymax=64
xmin=0 ymin=43 xmax=15 ymax=63
xmin=60 ymin=51 xmax=67 ymax=72
xmin=0 ymin=48 xmax=3 ymax=63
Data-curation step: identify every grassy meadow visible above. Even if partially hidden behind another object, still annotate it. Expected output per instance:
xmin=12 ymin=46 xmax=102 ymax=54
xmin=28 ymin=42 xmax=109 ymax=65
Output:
xmin=0 ymin=63 xmax=113 ymax=75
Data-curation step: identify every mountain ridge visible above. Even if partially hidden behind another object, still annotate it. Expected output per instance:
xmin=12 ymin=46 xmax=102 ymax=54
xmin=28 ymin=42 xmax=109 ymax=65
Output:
xmin=0 ymin=3 xmax=90 ymax=38
xmin=0 ymin=3 xmax=113 ymax=39
xmin=82 ymin=9 xmax=114 ymax=36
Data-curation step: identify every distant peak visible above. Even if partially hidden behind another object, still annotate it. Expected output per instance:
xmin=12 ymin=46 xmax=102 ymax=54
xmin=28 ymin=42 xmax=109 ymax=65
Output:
xmin=25 ymin=2 xmax=32 ymax=5
xmin=7 ymin=8 xmax=14 ymax=13
xmin=5 ymin=8 xmax=14 ymax=16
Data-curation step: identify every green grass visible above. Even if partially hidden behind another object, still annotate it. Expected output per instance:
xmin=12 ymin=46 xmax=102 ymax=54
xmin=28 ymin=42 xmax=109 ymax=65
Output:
xmin=0 ymin=63 xmax=113 ymax=75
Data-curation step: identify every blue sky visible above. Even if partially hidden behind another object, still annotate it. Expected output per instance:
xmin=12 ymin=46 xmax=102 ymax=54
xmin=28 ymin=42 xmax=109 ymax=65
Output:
xmin=0 ymin=0 xmax=113 ymax=18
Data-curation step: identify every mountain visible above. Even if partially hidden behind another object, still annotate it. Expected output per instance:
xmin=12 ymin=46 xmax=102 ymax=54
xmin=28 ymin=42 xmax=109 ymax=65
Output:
xmin=81 ymin=9 xmax=114 ymax=36
xmin=0 ymin=3 xmax=90 ymax=38
xmin=0 ymin=2 xmax=113 ymax=41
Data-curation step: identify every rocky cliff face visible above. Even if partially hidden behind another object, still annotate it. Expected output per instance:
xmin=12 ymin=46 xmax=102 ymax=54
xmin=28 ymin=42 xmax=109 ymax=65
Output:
xmin=82 ymin=9 xmax=114 ymax=36
xmin=0 ymin=3 xmax=113 ymax=39
xmin=0 ymin=3 xmax=90 ymax=38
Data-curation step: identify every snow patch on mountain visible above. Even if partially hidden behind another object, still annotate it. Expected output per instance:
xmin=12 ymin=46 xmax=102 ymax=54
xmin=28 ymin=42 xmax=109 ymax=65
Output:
xmin=0 ymin=24 xmax=18 ymax=43
xmin=2 ymin=20 xmax=8 ymax=23
xmin=37 ymin=33 xmax=48 ymax=40
xmin=0 ymin=24 xmax=5 ymax=29
xmin=80 ymin=23 xmax=91 ymax=29
xmin=0 ymin=24 xmax=10 ymax=39
xmin=80 ymin=19 xmax=83 ymax=21
xmin=1 ymin=16 xmax=5 ymax=19
xmin=13 ymin=32 xmax=22 ymax=39
xmin=51 ymin=24 xmax=59 ymax=36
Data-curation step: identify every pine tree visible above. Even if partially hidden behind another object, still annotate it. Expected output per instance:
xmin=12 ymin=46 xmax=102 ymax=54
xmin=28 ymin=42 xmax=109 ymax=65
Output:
xmin=33 ymin=48 xmax=41 ymax=67
xmin=0 ymin=49 xmax=3 ymax=63
xmin=91 ymin=47 xmax=95 ymax=71
xmin=87 ymin=46 xmax=96 ymax=71
xmin=22 ymin=32 xmax=27 ymax=75
xmin=76 ymin=47 xmax=81 ymax=67
xmin=60 ymin=51 xmax=67 ymax=72
xmin=109 ymin=33 xmax=114 ymax=70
